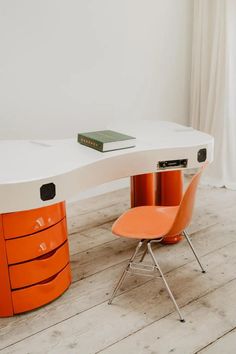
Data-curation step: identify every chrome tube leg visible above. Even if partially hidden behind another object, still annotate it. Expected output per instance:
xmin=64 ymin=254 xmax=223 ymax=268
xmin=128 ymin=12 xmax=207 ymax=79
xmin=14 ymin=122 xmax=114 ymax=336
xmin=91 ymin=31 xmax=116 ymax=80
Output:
xmin=108 ymin=240 xmax=143 ymax=304
xmin=108 ymin=267 xmax=129 ymax=305
xmin=147 ymin=242 xmax=185 ymax=322
xmin=183 ymin=230 xmax=206 ymax=273
xmin=139 ymin=242 xmax=148 ymax=263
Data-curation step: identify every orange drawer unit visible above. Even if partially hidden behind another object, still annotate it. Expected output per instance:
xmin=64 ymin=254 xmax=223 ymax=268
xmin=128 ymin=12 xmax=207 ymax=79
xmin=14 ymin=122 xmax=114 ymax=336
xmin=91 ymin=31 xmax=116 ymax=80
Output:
xmin=12 ymin=264 xmax=71 ymax=314
xmin=0 ymin=202 xmax=71 ymax=317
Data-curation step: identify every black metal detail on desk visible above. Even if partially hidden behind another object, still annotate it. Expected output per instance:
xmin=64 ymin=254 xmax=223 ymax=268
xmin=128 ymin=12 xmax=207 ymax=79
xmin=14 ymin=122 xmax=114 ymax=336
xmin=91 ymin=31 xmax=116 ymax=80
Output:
xmin=197 ymin=148 xmax=207 ymax=162
xmin=158 ymin=159 xmax=188 ymax=170
xmin=40 ymin=183 xmax=56 ymax=201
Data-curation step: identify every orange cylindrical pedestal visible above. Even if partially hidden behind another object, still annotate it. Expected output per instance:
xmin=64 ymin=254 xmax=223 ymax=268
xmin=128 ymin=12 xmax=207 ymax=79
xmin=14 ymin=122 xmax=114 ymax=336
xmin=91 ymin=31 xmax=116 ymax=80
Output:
xmin=130 ymin=173 xmax=156 ymax=207
xmin=0 ymin=202 xmax=71 ymax=317
xmin=157 ymin=171 xmax=183 ymax=206
xmin=130 ymin=170 xmax=183 ymax=244
xmin=158 ymin=171 xmax=183 ymax=244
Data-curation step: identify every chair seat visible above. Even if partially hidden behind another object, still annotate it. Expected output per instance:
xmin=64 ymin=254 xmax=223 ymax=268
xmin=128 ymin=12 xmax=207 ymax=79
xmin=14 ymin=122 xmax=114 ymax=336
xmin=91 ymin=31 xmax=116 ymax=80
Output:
xmin=112 ymin=205 xmax=179 ymax=239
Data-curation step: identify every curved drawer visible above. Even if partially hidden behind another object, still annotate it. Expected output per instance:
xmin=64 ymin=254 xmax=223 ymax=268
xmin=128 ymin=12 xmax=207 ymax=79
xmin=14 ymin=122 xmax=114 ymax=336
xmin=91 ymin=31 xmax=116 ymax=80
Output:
xmin=9 ymin=242 xmax=70 ymax=289
xmin=6 ymin=218 xmax=67 ymax=264
xmin=12 ymin=264 xmax=71 ymax=314
xmin=3 ymin=202 xmax=66 ymax=239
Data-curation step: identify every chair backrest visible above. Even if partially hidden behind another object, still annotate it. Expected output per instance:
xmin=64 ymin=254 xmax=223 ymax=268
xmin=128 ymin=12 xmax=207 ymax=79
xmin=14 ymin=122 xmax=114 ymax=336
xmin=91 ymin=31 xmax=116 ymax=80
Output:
xmin=165 ymin=167 xmax=204 ymax=237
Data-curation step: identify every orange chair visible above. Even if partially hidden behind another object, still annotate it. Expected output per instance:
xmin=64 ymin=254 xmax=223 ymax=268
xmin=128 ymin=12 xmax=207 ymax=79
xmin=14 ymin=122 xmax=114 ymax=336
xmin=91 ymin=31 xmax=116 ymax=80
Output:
xmin=108 ymin=167 xmax=206 ymax=322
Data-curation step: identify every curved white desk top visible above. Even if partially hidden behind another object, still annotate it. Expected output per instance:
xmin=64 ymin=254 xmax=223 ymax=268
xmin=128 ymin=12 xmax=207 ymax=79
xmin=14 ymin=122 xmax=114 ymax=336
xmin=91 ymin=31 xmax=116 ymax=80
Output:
xmin=0 ymin=121 xmax=214 ymax=213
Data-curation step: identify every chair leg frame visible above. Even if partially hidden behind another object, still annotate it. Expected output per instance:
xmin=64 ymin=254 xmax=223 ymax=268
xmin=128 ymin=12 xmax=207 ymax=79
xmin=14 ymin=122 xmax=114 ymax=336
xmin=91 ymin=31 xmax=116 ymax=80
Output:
xmin=108 ymin=239 xmax=185 ymax=322
xmin=108 ymin=240 xmax=144 ymax=305
xmin=108 ymin=231 xmax=205 ymax=322
xmin=139 ymin=240 xmax=148 ymax=263
xmin=183 ymin=230 xmax=206 ymax=273
xmin=147 ymin=241 xmax=185 ymax=322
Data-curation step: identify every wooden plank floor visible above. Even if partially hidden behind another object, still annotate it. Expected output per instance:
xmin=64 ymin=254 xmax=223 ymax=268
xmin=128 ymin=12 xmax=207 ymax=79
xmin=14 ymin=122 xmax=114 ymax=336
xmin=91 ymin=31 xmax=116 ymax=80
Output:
xmin=1 ymin=183 xmax=236 ymax=354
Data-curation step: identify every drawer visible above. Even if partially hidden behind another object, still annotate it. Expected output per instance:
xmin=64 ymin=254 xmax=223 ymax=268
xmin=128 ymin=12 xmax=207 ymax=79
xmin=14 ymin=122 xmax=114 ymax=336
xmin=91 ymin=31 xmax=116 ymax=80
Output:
xmin=12 ymin=264 xmax=71 ymax=314
xmin=3 ymin=202 xmax=66 ymax=239
xmin=6 ymin=218 xmax=67 ymax=264
xmin=9 ymin=242 xmax=70 ymax=289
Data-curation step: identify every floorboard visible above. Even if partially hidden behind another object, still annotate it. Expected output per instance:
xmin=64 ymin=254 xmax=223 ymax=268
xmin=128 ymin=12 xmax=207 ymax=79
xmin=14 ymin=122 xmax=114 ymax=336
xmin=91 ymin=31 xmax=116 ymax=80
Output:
xmin=0 ymin=183 xmax=236 ymax=354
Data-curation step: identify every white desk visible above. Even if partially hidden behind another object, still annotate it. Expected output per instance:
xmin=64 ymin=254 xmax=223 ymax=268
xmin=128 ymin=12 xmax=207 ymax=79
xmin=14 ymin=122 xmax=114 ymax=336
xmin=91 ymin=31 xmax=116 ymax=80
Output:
xmin=0 ymin=120 xmax=213 ymax=213
xmin=0 ymin=121 xmax=214 ymax=317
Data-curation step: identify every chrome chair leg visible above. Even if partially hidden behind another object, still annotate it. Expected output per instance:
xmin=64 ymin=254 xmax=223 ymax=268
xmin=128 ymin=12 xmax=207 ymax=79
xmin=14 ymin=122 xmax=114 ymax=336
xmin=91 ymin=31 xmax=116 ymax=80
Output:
xmin=108 ymin=240 xmax=144 ymax=304
xmin=183 ymin=230 xmax=206 ymax=273
xmin=139 ymin=242 xmax=148 ymax=263
xmin=147 ymin=241 xmax=185 ymax=322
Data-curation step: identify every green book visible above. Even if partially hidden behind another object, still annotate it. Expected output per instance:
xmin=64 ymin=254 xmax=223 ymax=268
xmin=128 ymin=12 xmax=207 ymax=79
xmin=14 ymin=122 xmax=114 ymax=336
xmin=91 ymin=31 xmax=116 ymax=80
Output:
xmin=77 ymin=130 xmax=136 ymax=152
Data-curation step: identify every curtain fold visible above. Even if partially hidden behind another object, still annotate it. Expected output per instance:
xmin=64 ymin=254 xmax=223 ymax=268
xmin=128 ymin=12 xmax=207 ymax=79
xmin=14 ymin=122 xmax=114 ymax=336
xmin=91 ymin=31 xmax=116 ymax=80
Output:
xmin=190 ymin=0 xmax=236 ymax=189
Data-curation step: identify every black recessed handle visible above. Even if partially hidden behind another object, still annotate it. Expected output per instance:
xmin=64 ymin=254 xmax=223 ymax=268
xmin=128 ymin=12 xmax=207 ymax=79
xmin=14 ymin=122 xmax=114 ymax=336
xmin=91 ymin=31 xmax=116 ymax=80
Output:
xmin=40 ymin=183 xmax=56 ymax=201
xmin=198 ymin=148 xmax=207 ymax=162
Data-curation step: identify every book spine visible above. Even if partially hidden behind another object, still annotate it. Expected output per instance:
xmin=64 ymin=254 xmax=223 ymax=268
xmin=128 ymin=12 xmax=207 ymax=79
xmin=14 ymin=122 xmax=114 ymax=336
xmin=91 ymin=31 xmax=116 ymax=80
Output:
xmin=77 ymin=135 xmax=104 ymax=152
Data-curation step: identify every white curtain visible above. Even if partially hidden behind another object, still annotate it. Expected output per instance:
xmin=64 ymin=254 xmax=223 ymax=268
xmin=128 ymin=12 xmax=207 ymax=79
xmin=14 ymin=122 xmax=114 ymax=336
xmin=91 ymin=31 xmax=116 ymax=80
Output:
xmin=190 ymin=0 xmax=236 ymax=189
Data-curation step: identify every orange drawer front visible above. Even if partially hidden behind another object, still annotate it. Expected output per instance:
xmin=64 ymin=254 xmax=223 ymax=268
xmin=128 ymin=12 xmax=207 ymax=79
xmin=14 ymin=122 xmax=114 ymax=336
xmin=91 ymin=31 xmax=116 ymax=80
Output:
xmin=3 ymin=202 xmax=66 ymax=239
xmin=9 ymin=242 xmax=70 ymax=289
xmin=12 ymin=264 xmax=71 ymax=314
xmin=6 ymin=218 xmax=68 ymax=264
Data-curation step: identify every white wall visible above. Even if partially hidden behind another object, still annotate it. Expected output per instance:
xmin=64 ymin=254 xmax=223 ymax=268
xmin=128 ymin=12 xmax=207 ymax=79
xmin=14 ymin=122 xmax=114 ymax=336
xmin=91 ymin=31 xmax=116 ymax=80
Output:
xmin=0 ymin=0 xmax=193 ymax=140
xmin=0 ymin=0 xmax=193 ymax=198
